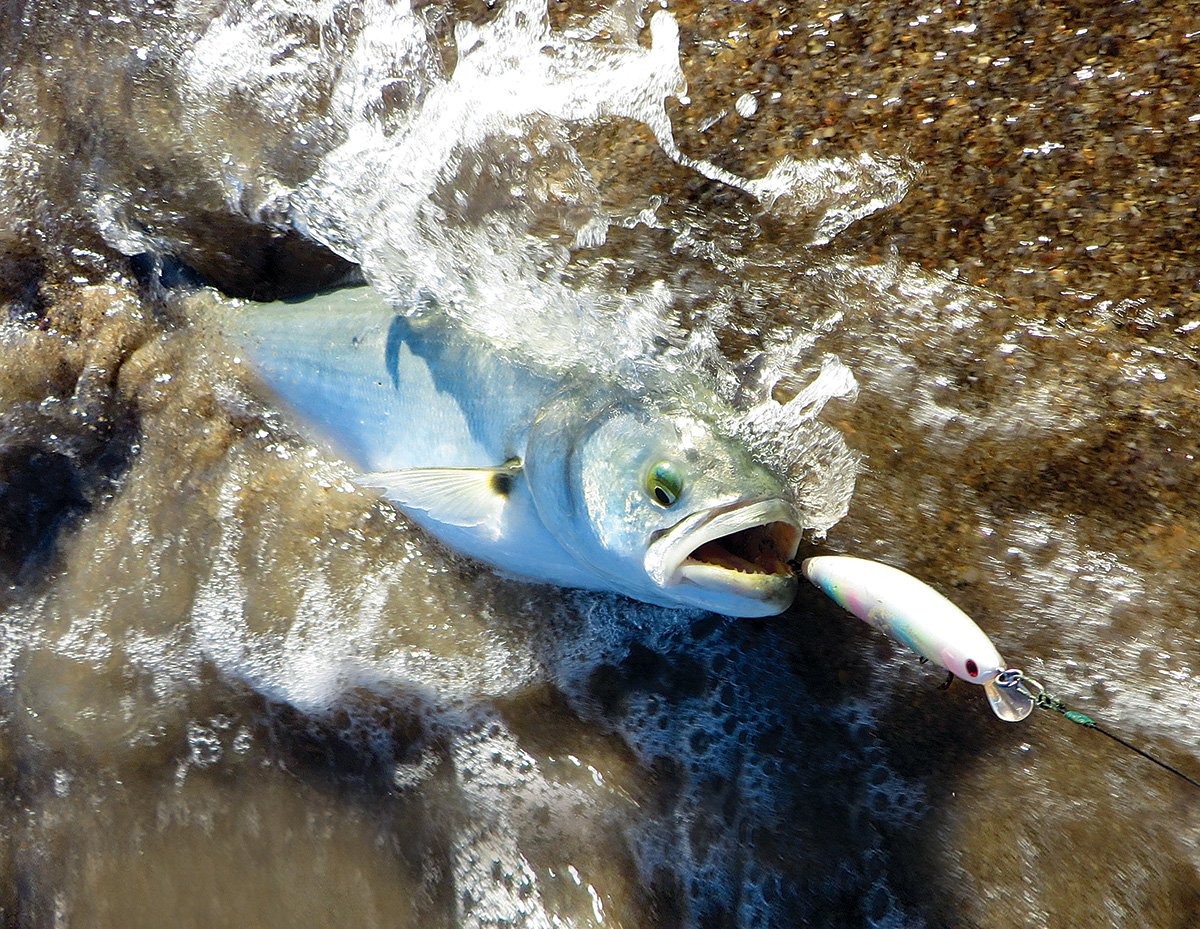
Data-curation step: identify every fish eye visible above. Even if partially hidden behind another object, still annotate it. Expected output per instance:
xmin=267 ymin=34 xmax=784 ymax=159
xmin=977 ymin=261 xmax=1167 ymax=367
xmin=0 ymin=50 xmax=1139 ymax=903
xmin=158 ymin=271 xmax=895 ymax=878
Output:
xmin=645 ymin=461 xmax=684 ymax=508
xmin=965 ymin=659 xmax=979 ymax=678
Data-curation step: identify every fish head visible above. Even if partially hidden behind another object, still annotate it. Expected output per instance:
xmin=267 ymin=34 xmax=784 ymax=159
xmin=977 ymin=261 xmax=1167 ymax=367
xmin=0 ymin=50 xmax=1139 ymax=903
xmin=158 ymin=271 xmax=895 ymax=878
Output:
xmin=526 ymin=391 xmax=804 ymax=617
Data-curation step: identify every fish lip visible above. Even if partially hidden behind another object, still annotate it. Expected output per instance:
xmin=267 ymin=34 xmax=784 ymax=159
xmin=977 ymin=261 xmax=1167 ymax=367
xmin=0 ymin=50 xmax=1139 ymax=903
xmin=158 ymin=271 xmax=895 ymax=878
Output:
xmin=644 ymin=497 xmax=803 ymax=602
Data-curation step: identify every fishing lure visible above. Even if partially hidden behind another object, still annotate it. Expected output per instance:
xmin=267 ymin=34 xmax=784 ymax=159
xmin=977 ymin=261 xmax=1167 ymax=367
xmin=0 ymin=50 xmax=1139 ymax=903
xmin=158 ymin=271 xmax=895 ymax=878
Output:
xmin=801 ymin=555 xmax=1033 ymax=721
xmin=803 ymin=555 xmax=1200 ymax=786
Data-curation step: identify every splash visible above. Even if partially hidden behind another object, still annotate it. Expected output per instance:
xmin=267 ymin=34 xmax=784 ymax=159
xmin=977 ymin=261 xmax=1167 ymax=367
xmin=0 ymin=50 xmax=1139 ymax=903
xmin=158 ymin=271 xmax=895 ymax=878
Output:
xmin=174 ymin=0 xmax=897 ymax=529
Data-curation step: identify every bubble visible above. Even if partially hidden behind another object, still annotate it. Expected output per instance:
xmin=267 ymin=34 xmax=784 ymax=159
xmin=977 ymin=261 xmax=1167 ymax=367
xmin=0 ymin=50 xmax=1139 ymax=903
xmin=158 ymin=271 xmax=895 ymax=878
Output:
xmin=865 ymin=884 xmax=896 ymax=924
xmin=186 ymin=722 xmax=224 ymax=768
xmin=734 ymin=92 xmax=758 ymax=119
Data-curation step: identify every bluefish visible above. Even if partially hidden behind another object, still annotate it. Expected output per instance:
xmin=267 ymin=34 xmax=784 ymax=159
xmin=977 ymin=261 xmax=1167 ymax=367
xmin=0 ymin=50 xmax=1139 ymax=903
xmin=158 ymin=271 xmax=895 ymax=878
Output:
xmin=227 ymin=286 xmax=808 ymax=617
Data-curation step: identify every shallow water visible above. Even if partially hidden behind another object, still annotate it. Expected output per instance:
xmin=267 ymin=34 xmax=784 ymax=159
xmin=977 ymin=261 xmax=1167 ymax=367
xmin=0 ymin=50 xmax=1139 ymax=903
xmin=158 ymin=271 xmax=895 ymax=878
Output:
xmin=2 ymin=1 xmax=1199 ymax=928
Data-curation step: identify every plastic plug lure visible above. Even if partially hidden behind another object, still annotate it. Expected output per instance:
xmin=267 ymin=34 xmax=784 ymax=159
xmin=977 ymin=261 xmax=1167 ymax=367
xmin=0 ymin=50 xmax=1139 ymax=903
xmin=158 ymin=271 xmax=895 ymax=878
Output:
xmin=802 ymin=555 xmax=1034 ymax=721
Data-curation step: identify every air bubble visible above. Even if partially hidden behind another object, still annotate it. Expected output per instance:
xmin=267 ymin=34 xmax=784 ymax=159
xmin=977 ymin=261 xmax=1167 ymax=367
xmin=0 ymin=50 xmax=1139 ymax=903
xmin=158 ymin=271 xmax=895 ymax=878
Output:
xmin=735 ymin=92 xmax=758 ymax=118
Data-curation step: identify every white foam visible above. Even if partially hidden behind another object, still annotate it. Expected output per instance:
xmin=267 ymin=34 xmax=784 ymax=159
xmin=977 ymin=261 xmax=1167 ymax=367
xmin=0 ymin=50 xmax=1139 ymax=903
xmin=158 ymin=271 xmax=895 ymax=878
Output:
xmin=449 ymin=723 xmax=556 ymax=929
xmin=999 ymin=513 xmax=1200 ymax=750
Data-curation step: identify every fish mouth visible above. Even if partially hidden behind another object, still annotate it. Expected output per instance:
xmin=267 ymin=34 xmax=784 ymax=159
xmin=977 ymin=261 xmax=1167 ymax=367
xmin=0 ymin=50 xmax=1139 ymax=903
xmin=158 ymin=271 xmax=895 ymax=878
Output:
xmin=645 ymin=498 xmax=803 ymax=614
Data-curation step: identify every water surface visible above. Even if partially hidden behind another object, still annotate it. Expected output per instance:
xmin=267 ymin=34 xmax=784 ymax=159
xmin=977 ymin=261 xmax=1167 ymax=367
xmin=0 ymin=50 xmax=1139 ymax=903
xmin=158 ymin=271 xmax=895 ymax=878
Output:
xmin=1 ymin=1 xmax=1198 ymax=927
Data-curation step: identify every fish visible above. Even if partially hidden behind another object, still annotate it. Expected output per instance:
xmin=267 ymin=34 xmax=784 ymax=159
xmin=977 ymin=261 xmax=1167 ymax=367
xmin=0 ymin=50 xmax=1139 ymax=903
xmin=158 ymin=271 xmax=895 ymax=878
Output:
xmin=801 ymin=555 xmax=1034 ymax=720
xmin=225 ymin=285 xmax=808 ymax=617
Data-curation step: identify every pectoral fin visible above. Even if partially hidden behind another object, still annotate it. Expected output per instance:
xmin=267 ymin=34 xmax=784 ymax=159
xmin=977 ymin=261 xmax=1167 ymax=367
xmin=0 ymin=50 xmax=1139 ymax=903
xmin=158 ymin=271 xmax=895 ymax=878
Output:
xmin=358 ymin=461 xmax=521 ymax=538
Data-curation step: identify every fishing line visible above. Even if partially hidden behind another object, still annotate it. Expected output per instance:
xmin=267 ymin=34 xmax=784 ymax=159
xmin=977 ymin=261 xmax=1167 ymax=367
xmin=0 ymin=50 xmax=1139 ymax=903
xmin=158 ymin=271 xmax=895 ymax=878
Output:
xmin=995 ymin=669 xmax=1200 ymax=791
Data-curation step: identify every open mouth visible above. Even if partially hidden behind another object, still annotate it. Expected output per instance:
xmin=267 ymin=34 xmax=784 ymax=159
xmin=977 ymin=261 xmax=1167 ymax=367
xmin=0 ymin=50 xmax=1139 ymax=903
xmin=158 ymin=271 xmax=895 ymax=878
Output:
xmin=684 ymin=521 xmax=799 ymax=577
xmin=646 ymin=499 xmax=803 ymax=605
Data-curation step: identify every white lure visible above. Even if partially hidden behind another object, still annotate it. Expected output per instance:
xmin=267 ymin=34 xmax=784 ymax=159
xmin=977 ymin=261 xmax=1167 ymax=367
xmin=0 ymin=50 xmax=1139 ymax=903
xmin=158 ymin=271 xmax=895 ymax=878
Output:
xmin=801 ymin=555 xmax=1033 ymax=721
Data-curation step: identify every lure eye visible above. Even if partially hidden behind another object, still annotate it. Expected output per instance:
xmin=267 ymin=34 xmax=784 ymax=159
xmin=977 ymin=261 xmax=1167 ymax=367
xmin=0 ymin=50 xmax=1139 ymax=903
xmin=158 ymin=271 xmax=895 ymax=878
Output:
xmin=645 ymin=461 xmax=684 ymax=508
xmin=965 ymin=659 xmax=979 ymax=678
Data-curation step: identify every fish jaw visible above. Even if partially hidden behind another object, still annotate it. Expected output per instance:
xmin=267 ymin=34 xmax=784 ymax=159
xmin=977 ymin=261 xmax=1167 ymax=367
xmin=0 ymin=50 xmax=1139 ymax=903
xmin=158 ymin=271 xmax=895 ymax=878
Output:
xmin=644 ymin=498 xmax=803 ymax=617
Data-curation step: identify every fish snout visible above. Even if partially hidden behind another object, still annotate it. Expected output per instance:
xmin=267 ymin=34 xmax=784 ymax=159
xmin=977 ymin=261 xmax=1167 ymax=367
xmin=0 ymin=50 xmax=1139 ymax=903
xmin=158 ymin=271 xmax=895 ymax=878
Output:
xmin=645 ymin=498 xmax=803 ymax=617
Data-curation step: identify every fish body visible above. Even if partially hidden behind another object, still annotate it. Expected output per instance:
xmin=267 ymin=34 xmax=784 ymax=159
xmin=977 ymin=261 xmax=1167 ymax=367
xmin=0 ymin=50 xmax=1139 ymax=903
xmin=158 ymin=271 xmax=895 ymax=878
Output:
xmin=801 ymin=555 xmax=1004 ymax=684
xmin=226 ymin=286 xmax=805 ymax=616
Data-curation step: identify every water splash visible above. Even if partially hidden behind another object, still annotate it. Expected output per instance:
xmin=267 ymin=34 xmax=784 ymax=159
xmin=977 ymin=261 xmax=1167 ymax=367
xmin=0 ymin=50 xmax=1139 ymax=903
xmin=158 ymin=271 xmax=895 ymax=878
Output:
xmin=183 ymin=0 xmax=885 ymax=527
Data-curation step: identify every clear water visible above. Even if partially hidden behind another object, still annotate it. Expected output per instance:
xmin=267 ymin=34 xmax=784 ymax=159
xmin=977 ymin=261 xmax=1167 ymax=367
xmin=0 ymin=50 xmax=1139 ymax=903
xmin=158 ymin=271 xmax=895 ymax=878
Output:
xmin=1 ymin=1 xmax=1198 ymax=927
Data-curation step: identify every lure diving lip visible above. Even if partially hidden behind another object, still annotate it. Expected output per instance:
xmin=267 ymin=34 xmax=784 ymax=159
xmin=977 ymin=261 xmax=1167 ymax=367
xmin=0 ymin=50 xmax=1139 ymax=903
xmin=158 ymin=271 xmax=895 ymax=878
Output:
xmin=801 ymin=555 xmax=1034 ymax=721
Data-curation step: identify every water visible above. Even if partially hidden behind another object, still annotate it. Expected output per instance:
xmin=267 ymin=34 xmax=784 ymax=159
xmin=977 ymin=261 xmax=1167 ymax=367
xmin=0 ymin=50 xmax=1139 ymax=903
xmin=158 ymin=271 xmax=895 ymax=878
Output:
xmin=2 ymin=1 xmax=1199 ymax=927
